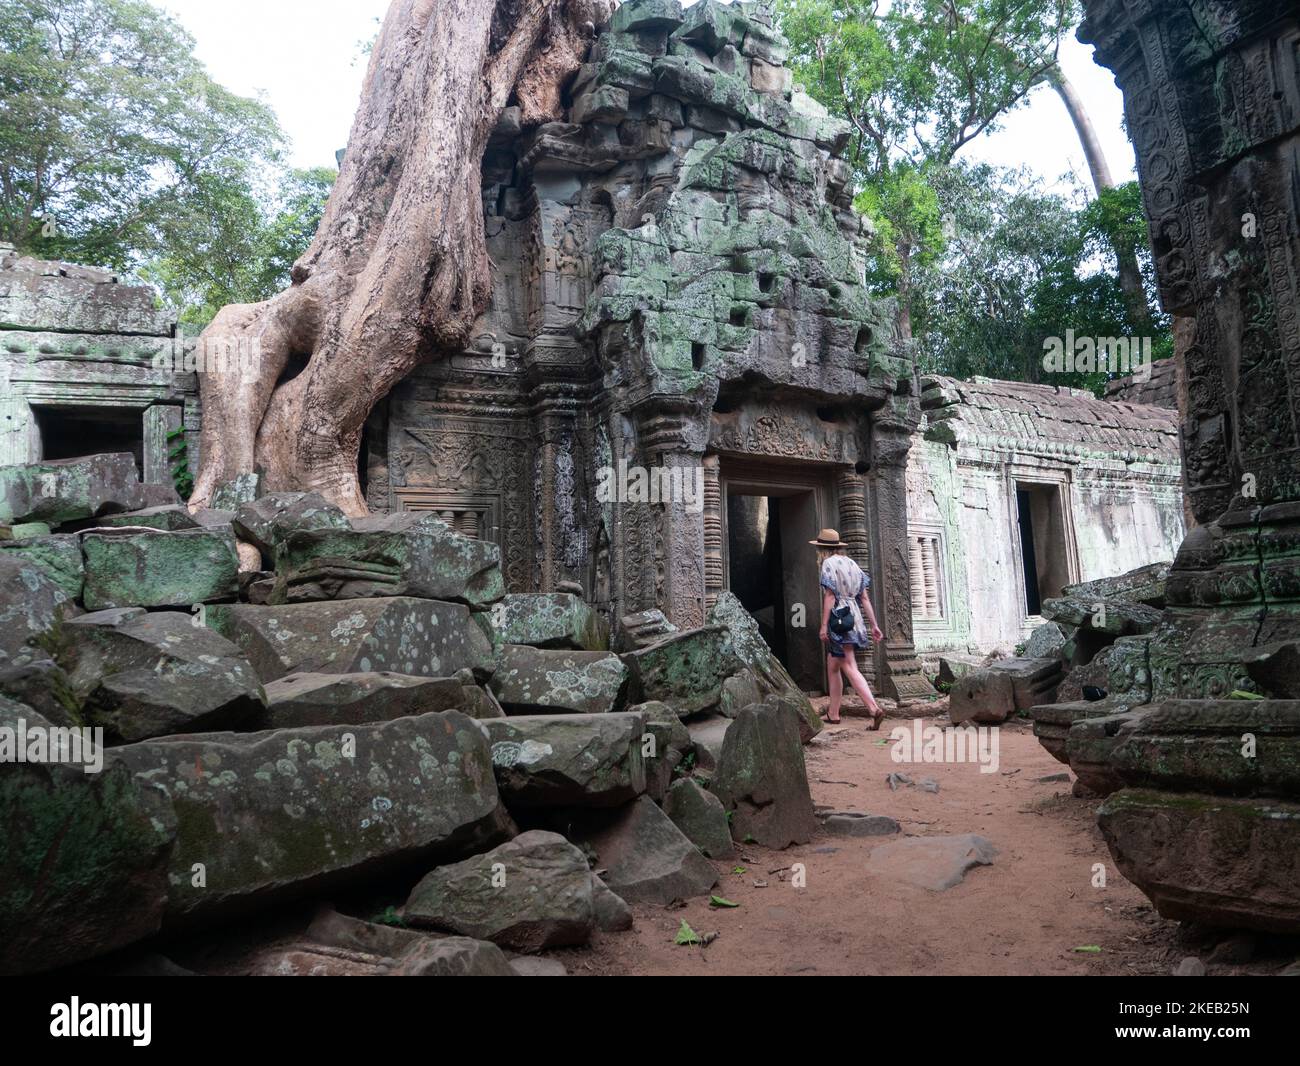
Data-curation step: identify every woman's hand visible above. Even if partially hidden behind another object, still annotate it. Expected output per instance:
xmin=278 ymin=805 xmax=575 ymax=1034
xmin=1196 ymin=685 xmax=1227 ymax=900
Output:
xmin=871 ymin=624 xmax=884 ymax=643
xmin=819 ymin=627 xmax=829 ymax=644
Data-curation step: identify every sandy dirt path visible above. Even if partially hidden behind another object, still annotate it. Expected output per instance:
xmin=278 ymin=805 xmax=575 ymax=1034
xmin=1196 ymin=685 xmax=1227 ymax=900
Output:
xmin=577 ymin=712 xmax=1181 ymax=976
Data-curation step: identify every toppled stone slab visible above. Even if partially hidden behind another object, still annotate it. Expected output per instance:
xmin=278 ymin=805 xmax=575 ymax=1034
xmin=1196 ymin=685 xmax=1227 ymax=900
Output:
xmin=632 ymin=700 xmax=691 ymax=801
xmin=0 ymin=533 xmax=83 ymax=601
xmin=1106 ymin=699 xmax=1300 ymax=797
xmin=708 ymin=591 xmax=820 ymax=739
xmin=865 ymin=833 xmax=997 ymax=891
xmin=621 ymin=624 xmax=740 ymax=715
xmin=206 ymin=597 xmax=494 ymax=682
xmin=404 ymin=831 xmax=601 ymax=952
xmin=0 ymin=453 xmax=145 ymax=526
xmin=711 ymin=698 xmax=817 ymax=849
xmin=489 ymin=645 xmax=629 ymax=714
xmin=0 ymin=555 xmax=80 ymax=668
xmin=616 ymin=608 xmax=679 ymax=651
xmin=59 ymin=609 xmax=264 ymax=742
xmin=388 ymin=936 xmax=516 ymax=976
xmin=269 ymin=511 xmax=503 ymax=609
xmin=1098 ymin=789 xmax=1300 ymax=933
xmin=479 ymin=712 xmax=646 ymax=808
xmin=232 ymin=492 xmax=348 ymax=557
xmin=686 ymin=713 xmax=732 ymax=771
xmin=822 ymin=812 xmax=901 ymax=838
xmin=0 ymin=660 xmax=82 ymax=727
xmin=488 ymin=592 xmax=608 ymax=650
xmin=1042 ymin=595 xmax=1162 ymax=636
xmin=949 ymin=657 xmax=1062 ymax=725
xmin=1062 ymin=561 xmax=1170 ymax=608
xmin=937 ymin=654 xmax=985 ymax=686
xmin=1024 ymin=621 xmax=1069 ymax=659
xmin=663 ymin=777 xmax=734 ymax=858
xmin=95 ymin=506 xmax=201 ymax=532
xmin=81 ymin=527 xmax=239 ymax=609
xmin=0 ymin=706 xmax=176 ymax=974
xmin=509 ymin=956 xmax=568 ymax=976
xmin=108 ymin=710 xmax=512 ymax=924
xmin=258 ymin=670 xmax=502 ymax=729
xmin=577 ymin=796 xmax=718 ymax=905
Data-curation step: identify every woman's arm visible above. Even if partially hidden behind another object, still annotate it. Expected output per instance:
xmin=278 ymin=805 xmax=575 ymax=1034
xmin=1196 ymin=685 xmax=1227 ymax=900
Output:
xmin=819 ymin=587 xmax=834 ymax=643
xmin=859 ymin=587 xmax=884 ymax=642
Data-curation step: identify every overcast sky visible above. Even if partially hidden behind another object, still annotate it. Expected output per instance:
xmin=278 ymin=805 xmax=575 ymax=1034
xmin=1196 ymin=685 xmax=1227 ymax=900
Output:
xmin=160 ymin=0 xmax=1136 ymax=193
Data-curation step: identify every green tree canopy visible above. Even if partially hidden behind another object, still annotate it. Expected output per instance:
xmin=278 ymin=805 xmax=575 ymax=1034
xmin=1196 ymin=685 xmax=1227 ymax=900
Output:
xmin=0 ymin=0 xmax=283 ymax=270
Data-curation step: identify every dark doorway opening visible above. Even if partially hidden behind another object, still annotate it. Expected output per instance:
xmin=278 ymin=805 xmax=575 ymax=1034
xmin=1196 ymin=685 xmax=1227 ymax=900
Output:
xmin=1016 ymin=482 xmax=1069 ymax=615
xmin=35 ymin=406 xmax=144 ymax=478
xmin=724 ymin=480 xmax=822 ymax=691
xmin=727 ymin=494 xmax=787 ymax=662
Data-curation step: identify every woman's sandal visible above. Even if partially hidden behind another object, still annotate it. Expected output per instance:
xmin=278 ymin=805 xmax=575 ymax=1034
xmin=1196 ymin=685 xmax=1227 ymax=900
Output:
xmin=821 ymin=710 xmax=842 ymax=724
xmin=867 ymin=707 xmax=886 ymax=731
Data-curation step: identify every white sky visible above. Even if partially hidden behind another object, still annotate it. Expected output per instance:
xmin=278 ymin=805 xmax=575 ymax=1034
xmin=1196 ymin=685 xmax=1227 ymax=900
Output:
xmin=161 ymin=0 xmax=1136 ymax=191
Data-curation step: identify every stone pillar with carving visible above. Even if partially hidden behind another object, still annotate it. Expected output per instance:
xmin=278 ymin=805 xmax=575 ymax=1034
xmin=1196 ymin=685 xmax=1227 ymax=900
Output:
xmin=867 ymin=406 xmax=934 ymax=702
xmin=702 ymin=453 xmax=723 ymax=612
xmin=1071 ymin=0 xmax=1300 ymax=933
xmin=636 ymin=405 xmax=708 ymax=629
xmin=836 ymin=466 xmax=876 ymax=685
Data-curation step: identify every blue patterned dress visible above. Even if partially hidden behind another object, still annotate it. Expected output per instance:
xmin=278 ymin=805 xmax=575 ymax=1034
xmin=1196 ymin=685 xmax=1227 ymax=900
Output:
xmin=820 ymin=554 xmax=871 ymax=658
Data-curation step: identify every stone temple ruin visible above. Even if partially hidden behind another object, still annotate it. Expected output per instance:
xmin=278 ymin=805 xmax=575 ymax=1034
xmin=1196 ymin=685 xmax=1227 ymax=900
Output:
xmin=0 ymin=0 xmax=1295 ymax=974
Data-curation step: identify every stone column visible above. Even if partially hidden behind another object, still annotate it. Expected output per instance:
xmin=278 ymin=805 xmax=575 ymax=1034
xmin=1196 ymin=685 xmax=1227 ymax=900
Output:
xmin=867 ymin=412 xmax=935 ymax=702
xmin=702 ymin=453 xmax=723 ymax=612
xmin=836 ymin=466 xmax=876 ymax=684
xmin=636 ymin=406 xmax=708 ymax=629
xmin=142 ymin=403 xmax=183 ymax=487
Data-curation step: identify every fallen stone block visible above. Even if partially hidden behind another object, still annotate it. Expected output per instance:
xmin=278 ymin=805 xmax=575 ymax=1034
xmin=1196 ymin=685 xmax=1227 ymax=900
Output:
xmin=404 ymin=830 xmax=600 ymax=952
xmin=632 ymin=699 xmax=690 ymax=802
xmin=1243 ymin=641 xmax=1300 ymax=699
xmin=1062 ymin=561 xmax=1170 ymax=608
xmin=232 ymin=492 xmax=347 ymax=557
xmin=865 ymin=833 xmax=997 ymax=891
xmin=1098 ymin=789 xmax=1300 ymax=934
xmin=950 ymin=657 xmax=1062 ymax=725
xmin=205 ymin=597 xmax=495 ymax=682
xmin=711 ymin=699 xmax=817 ymax=849
xmin=487 ymin=592 xmax=608 ymax=650
xmin=479 ymin=712 xmax=646 ymax=808
xmin=822 ymin=812 xmax=900 ymax=838
xmin=0 ymin=555 xmax=80 ymax=668
xmin=1023 ymin=621 xmax=1069 ymax=660
xmin=620 ymin=624 xmax=740 ymax=714
xmin=81 ymin=527 xmax=239 ymax=609
xmin=0 ymin=705 xmax=176 ymax=974
xmin=269 ymin=511 xmax=503 ymax=609
xmin=95 ymin=505 xmax=201 ymax=532
xmin=575 ymin=795 xmax=718 ymax=905
xmin=0 ymin=660 xmax=82 ymax=727
xmin=0 ymin=453 xmax=145 ymax=526
xmin=107 ymin=710 xmax=512 ymax=924
xmin=663 ymin=777 xmax=734 ymax=858
xmin=388 ymin=936 xmax=515 ymax=976
xmin=61 ymin=609 xmax=264 ymax=742
xmin=686 ymin=713 xmax=732 ymax=771
xmin=0 ymin=533 xmax=83 ymax=600
xmin=489 ymin=645 xmax=629 ymax=715
xmin=257 ymin=670 xmax=502 ymax=729
xmin=1042 ymin=595 xmax=1162 ymax=636
xmin=509 ymin=956 xmax=568 ymax=976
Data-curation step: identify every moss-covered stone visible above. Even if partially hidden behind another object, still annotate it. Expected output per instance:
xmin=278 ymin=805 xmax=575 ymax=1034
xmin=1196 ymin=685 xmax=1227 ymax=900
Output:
xmin=81 ymin=527 xmax=239 ymax=610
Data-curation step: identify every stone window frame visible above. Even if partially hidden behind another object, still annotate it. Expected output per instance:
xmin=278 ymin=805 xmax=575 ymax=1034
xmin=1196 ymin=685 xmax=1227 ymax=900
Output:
xmin=908 ymin=521 xmax=950 ymax=628
xmin=1003 ymin=463 xmax=1081 ymax=622
xmin=392 ymin=487 xmax=500 ymax=543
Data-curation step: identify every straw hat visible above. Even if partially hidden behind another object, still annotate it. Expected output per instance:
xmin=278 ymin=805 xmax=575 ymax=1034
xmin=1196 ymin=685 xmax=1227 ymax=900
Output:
xmin=809 ymin=528 xmax=848 ymax=549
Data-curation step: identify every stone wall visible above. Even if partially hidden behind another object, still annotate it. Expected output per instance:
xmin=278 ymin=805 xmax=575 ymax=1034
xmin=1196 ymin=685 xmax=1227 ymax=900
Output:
xmin=0 ymin=244 xmax=197 ymax=492
xmin=906 ymin=375 xmax=1184 ymax=657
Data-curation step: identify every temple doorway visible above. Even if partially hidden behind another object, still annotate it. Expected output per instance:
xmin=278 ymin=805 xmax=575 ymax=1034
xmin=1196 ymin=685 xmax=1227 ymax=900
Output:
xmin=1015 ymin=481 xmax=1072 ymax=616
xmin=720 ymin=463 xmax=832 ymax=692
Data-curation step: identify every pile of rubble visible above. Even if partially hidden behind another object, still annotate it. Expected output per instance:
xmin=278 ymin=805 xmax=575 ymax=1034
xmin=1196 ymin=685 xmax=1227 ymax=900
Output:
xmin=0 ymin=452 xmax=821 ymax=975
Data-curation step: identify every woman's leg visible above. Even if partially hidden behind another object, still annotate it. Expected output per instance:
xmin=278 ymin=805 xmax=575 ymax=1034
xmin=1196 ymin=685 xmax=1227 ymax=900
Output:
xmin=825 ymin=653 xmax=844 ymax=721
xmin=841 ymin=652 xmax=882 ymax=717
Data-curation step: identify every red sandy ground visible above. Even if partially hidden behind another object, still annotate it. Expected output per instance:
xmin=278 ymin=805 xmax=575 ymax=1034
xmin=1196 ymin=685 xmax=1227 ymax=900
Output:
xmin=571 ymin=709 xmax=1184 ymax=976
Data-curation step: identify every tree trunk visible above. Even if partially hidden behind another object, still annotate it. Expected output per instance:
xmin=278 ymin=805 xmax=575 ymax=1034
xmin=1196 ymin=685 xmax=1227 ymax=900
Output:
xmin=1047 ymin=64 xmax=1151 ymax=330
xmin=189 ymin=0 xmax=599 ymax=514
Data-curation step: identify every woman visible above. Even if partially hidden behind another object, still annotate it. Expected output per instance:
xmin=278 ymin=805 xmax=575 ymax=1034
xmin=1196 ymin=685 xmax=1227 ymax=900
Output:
xmin=812 ymin=528 xmax=885 ymax=727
